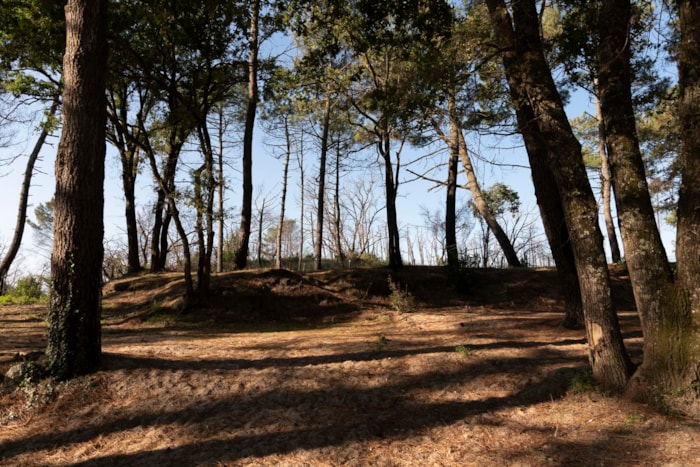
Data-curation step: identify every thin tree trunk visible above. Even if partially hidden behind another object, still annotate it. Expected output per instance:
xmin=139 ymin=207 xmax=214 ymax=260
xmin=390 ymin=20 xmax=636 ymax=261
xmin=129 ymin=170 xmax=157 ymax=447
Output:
xmin=593 ymin=82 xmax=622 ymax=263
xmin=47 ymin=0 xmax=107 ymax=379
xmin=487 ymin=0 xmax=633 ymax=389
xmin=0 ymin=99 xmax=59 ymax=294
xmin=445 ymin=94 xmax=460 ymax=268
xmin=257 ymin=198 xmax=265 ymax=267
xmin=380 ymin=129 xmax=403 ymax=270
xmin=333 ymin=139 xmax=344 ymax=266
xmin=314 ymin=93 xmax=332 ymax=270
xmin=433 ymin=98 xmax=521 ymax=268
xmin=234 ymin=0 xmax=260 ymax=270
xmin=217 ymin=108 xmax=225 ymax=273
xmin=276 ymin=117 xmax=292 ymax=269
xmin=457 ymin=131 xmax=522 ymax=268
xmin=297 ymin=139 xmax=305 ymax=271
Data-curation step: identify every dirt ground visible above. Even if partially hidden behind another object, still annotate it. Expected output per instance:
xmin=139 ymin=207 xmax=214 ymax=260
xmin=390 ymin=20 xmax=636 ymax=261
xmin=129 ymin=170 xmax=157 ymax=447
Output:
xmin=1 ymin=266 xmax=698 ymax=466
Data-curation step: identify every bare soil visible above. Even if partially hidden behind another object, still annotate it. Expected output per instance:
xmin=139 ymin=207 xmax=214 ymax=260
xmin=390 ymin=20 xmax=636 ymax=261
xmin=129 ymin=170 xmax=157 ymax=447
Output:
xmin=1 ymin=266 xmax=698 ymax=466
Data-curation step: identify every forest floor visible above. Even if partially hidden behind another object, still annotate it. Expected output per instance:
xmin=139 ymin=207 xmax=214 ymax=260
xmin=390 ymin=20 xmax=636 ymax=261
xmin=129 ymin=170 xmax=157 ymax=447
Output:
xmin=1 ymin=266 xmax=698 ymax=466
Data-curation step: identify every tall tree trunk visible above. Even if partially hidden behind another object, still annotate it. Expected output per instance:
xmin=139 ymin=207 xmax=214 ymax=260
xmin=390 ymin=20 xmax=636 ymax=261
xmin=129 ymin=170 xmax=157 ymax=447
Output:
xmin=217 ymin=108 xmax=225 ymax=273
xmin=276 ymin=117 xmax=292 ymax=269
xmin=297 ymin=140 xmax=305 ymax=271
xmin=444 ymin=95 xmax=460 ymax=269
xmin=379 ymin=128 xmax=403 ymax=270
xmin=314 ymin=94 xmax=332 ymax=270
xmin=594 ymin=82 xmax=622 ymax=263
xmin=647 ymin=0 xmax=700 ymax=393
xmin=0 ymin=99 xmax=59 ymax=294
xmin=234 ymin=0 xmax=260 ymax=270
xmin=150 ymin=190 xmax=165 ymax=271
xmin=47 ymin=0 xmax=107 ymax=379
xmin=487 ymin=0 xmax=633 ymax=389
xmin=333 ymin=138 xmax=344 ymax=266
xmin=596 ymin=0 xmax=675 ymax=386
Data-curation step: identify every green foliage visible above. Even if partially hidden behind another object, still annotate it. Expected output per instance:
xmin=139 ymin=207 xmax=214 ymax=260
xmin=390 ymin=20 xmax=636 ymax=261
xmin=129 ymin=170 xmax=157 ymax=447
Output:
xmin=0 ymin=274 xmax=47 ymax=304
xmin=455 ymin=344 xmax=472 ymax=357
xmin=387 ymin=275 xmax=415 ymax=313
xmin=568 ymin=370 xmax=603 ymax=395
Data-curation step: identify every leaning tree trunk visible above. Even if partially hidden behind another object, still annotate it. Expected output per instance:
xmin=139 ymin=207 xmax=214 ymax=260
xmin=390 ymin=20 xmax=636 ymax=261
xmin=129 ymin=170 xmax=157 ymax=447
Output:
xmin=0 ymin=98 xmax=59 ymax=294
xmin=457 ymin=131 xmax=522 ymax=268
xmin=597 ymin=0 xmax=676 ymax=389
xmin=234 ymin=0 xmax=260 ymax=270
xmin=47 ymin=0 xmax=107 ymax=379
xmin=593 ymin=82 xmax=622 ymax=263
xmin=487 ymin=0 xmax=633 ymax=390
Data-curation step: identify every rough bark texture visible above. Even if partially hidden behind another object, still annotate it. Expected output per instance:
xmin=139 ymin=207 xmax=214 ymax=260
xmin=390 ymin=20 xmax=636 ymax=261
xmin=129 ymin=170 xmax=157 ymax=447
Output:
xmin=674 ymin=0 xmax=700 ymax=390
xmin=0 ymin=99 xmax=59 ymax=294
xmin=487 ymin=0 xmax=633 ymax=389
xmin=234 ymin=0 xmax=260 ymax=270
xmin=597 ymin=0 xmax=674 ymax=338
xmin=47 ymin=0 xmax=107 ymax=379
xmin=482 ymin=6 xmax=584 ymax=329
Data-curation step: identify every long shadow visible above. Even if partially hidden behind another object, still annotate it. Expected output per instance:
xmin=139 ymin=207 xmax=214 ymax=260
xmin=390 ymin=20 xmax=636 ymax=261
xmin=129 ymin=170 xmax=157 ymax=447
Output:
xmin=100 ymin=335 xmax=586 ymax=373
xmin=0 ymin=352 xmax=586 ymax=465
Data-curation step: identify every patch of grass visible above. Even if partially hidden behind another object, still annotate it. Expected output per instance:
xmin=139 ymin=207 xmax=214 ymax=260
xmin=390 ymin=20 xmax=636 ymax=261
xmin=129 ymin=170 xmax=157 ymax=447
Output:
xmin=568 ymin=370 xmax=603 ymax=395
xmin=387 ymin=275 xmax=415 ymax=313
xmin=455 ymin=344 xmax=473 ymax=357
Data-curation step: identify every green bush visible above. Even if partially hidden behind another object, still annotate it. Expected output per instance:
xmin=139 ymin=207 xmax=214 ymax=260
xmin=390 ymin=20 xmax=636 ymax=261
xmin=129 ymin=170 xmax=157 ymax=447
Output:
xmin=1 ymin=275 xmax=47 ymax=304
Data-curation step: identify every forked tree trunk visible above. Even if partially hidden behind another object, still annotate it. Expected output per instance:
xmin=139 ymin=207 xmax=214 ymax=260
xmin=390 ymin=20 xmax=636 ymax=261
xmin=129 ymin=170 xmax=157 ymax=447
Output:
xmin=47 ymin=0 xmax=107 ymax=379
xmin=487 ymin=0 xmax=633 ymax=389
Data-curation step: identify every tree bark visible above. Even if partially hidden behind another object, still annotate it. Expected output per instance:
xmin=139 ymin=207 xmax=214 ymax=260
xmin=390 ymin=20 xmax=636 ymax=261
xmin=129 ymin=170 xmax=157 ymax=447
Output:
xmin=234 ymin=0 xmax=260 ymax=270
xmin=0 ymin=98 xmax=59 ymax=294
xmin=276 ymin=117 xmax=292 ymax=269
xmin=597 ymin=0 xmax=675 ymax=384
xmin=314 ymin=93 xmax=331 ymax=270
xmin=593 ymin=83 xmax=622 ymax=263
xmin=47 ymin=0 xmax=107 ymax=379
xmin=666 ymin=0 xmax=700 ymax=392
xmin=445 ymin=94 xmax=460 ymax=268
xmin=487 ymin=0 xmax=633 ymax=389
xmin=379 ymin=126 xmax=403 ymax=270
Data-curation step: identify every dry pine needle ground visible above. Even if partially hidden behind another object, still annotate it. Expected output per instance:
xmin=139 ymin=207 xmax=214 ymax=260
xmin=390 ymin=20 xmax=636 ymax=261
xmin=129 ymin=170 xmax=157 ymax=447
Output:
xmin=1 ymin=267 xmax=698 ymax=466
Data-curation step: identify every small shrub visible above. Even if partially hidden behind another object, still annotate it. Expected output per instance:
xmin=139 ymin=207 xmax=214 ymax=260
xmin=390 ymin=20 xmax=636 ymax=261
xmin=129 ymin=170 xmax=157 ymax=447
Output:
xmin=387 ymin=275 xmax=415 ymax=313
xmin=2 ymin=274 xmax=47 ymax=304
xmin=455 ymin=345 xmax=473 ymax=357
xmin=568 ymin=370 xmax=602 ymax=395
